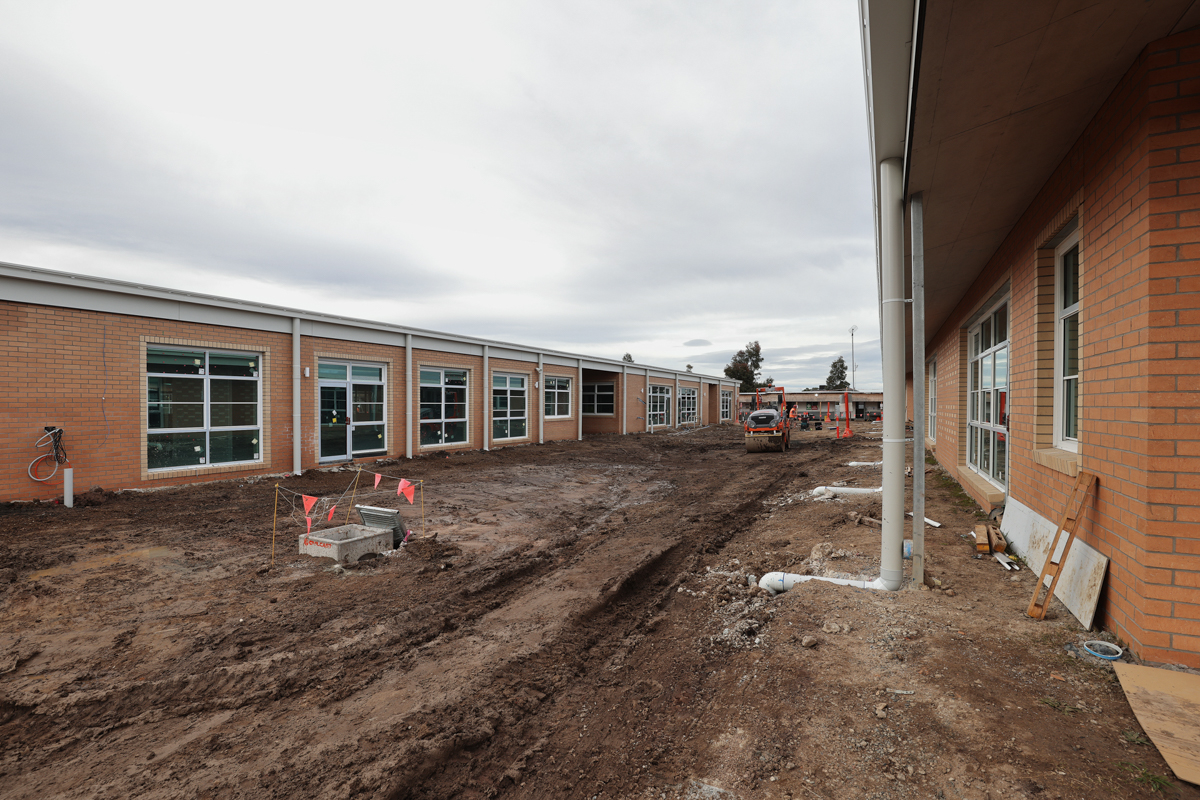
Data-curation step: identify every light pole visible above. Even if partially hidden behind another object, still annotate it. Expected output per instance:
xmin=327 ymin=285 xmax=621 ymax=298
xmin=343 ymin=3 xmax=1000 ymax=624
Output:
xmin=849 ymin=325 xmax=858 ymax=390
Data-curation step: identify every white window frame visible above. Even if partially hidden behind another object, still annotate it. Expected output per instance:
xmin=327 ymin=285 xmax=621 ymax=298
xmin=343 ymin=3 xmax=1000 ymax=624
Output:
xmin=677 ymin=387 xmax=698 ymax=424
xmin=582 ymin=382 xmax=615 ymax=415
xmin=146 ymin=347 xmax=262 ymax=471
xmin=927 ymin=359 xmax=937 ymax=442
xmin=967 ymin=298 xmax=1009 ymax=489
xmin=492 ymin=373 xmax=529 ymax=441
xmin=1054 ymin=229 xmax=1081 ymax=453
xmin=419 ymin=368 xmax=469 ymax=448
xmin=721 ymin=390 xmax=733 ymax=421
xmin=545 ymin=376 xmax=572 ymax=419
xmin=648 ymin=385 xmax=671 ymax=427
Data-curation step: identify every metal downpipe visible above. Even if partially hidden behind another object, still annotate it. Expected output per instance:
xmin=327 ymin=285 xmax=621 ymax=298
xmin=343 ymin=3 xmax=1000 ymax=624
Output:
xmin=292 ymin=317 xmax=302 ymax=476
xmin=879 ymin=158 xmax=906 ymax=591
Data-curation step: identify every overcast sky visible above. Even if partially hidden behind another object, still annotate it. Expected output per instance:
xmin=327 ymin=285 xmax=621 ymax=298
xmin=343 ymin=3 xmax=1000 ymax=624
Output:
xmin=0 ymin=0 xmax=881 ymax=390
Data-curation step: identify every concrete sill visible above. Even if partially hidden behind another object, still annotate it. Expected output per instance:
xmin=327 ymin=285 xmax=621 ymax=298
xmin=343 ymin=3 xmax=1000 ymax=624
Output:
xmin=1033 ymin=447 xmax=1080 ymax=477
xmin=956 ymin=468 xmax=1007 ymax=509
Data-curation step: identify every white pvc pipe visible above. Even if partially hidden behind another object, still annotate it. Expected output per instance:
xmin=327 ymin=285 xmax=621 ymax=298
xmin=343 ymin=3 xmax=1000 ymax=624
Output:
xmin=811 ymin=485 xmax=883 ymax=498
xmin=758 ymin=571 xmax=888 ymax=594
xmin=879 ymin=157 xmax=906 ymax=591
xmin=911 ymin=191 xmax=927 ymax=588
xmin=482 ymin=345 xmax=490 ymax=451
xmin=63 ymin=467 xmax=73 ymax=508
xmin=847 ymin=461 xmax=884 ymax=467
xmin=292 ymin=317 xmax=302 ymax=475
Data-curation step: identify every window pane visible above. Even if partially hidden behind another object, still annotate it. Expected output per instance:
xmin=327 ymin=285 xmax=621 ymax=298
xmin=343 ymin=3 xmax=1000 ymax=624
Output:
xmin=981 ymin=354 xmax=993 ymax=390
xmin=444 ymin=370 xmax=467 ymax=386
xmin=353 ymin=403 xmax=383 ymax=422
xmin=510 ymin=395 xmax=526 ymax=412
xmin=445 ymin=387 xmax=467 ymax=405
xmin=419 ymin=422 xmax=442 ymax=445
xmin=444 ymin=421 xmax=468 ymax=443
xmin=511 ymin=418 xmax=527 ymax=437
xmin=583 ymin=400 xmax=595 ymax=414
xmin=352 ymin=424 xmax=385 ymax=453
xmin=149 ymin=376 xmax=204 ymax=403
xmin=147 ymin=349 xmax=204 ymax=375
xmin=210 ymin=430 xmax=260 ymax=463
xmin=148 ymin=403 xmax=204 ymax=429
xmin=210 ymin=403 xmax=257 ymax=427
xmin=983 ymin=391 xmax=992 ymax=425
xmin=994 ymin=348 xmax=1008 ymax=388
xmin=420 ymin=403 xmax=440 ymax=421
xmin=148 ymin=431 xmax=206 ymax=469
xmin=1063 ymin=245 xmax=1080 ymax=308
xmin=971 ymin=360 xmax=980 ymax=392
xmin=446 ymin=403 xmax=467 ymax=420
xmin=351 ymin=365 xmax=382 ymax=381
xmin=993 ymin=304 xmax=1008 ymax=343
xmin=420 ymin=370 xmax=441 ymax=385
xmin=981 ymin=428 xmax=991 ymax=473
xmin=997 ymin=389 xmax=1007 ymax=429
xmin=420 ymin=386 xmax=441 ymax=404
xmin=209 ymin=379 xmax=256 ymax=403
xmin=493 ymin=392 xmax=509 ymax=413
xmin=969 ymin=392 xmax=977 ymax=422
xmin=493 ymin=419 xmax=510 ymax=440
xmin=1063 ymin=314 xmax=1079 ymax=377
xmin=493 ymin=376 xmax=507 ymax=389
xmin=981 ymin=319 xmax=992 ymax=351
xmin=1064 ymin=377 xmax=1079 ymax=440
xmin=557 ymin=401 xmax=570 ymax=416
xmin=319 ymin=363 xmax=348 ymax=380
xmin=994 ymin=432 xmax=1007 ymax=484
xmin=352 ymin=384 xmax=382 ymax=404
xmin=210 ymin=354 xmax=258 ymax=377
xmin=510 ymin=376 xmax=524 ymax=388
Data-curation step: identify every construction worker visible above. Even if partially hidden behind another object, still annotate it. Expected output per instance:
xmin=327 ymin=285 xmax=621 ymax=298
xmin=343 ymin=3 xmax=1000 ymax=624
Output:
xmin=789 ymin=404 xmax=798 ymax=426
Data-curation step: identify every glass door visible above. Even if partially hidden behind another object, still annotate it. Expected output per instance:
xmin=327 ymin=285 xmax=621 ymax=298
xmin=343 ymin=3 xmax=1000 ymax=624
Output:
xmin=319 ymin=361 xmax=386 ymax=461
xmin=320 ymin=384 xmax=348 ymax=460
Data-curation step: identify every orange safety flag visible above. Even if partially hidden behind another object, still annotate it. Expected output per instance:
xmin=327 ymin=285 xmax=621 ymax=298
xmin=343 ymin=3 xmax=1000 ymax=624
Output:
xmin=327 ymin=504 xmax=337 ymax=521
xmin=374 ymin=473 xmax=382 ymax=489
xmin=398 ymin=478 xmax=415 ymax=504
xmin=302 ymin=495 xmax=318 ymax=514
xmin=306 ymin=517 xmax=312 ymax=533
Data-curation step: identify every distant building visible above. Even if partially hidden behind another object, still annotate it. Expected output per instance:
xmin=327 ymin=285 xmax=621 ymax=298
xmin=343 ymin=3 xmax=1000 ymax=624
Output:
xmin=0 ymin=263 xmax=739 ymax=502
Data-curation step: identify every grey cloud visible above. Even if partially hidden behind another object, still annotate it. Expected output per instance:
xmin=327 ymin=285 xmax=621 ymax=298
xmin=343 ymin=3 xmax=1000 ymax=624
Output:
xmin=682 ymin=339 xmax=711 ymax=347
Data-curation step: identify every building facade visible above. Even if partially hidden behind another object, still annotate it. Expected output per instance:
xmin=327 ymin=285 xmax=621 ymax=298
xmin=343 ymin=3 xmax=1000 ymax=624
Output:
xmin=1 ymin=264 xmax=738 ymax=503
xmin=863 ymin=1 xmax=1200 ymax=666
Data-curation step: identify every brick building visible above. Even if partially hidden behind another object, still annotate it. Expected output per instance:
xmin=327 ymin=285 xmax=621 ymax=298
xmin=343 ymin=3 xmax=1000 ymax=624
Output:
xmin=862 ymin=1 xmax=1200 ymax=665
xmin=1 ymin=263 xmax=739 ymax=503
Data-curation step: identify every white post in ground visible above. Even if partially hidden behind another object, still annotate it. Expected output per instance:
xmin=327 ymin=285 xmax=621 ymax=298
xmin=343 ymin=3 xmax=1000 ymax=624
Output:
xmin=910 ymin=191 xmax=927 ymax=588
xmin=63 ymin=467 xmax=73 ymax=508
xmin=879 ymin=157 xmax=906 ymax=592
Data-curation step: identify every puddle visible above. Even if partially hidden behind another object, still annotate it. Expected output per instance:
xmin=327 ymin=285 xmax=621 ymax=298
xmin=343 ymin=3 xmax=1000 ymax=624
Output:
xmin=28 ymin=546 xmax=174 ymax=580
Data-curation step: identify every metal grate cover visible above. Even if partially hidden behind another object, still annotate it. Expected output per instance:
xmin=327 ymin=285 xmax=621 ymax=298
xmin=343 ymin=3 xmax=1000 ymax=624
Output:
xmin=355 ymin=505 xmax=401 ymax=534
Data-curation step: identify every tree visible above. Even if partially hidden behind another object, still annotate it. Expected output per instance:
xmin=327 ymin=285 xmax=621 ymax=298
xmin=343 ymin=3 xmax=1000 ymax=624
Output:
xmin=724 ymin=340 xmax=770 ymax=392
xmin=622 ymin=353 xmax=634 ymax=363
xmin=825 ymin=356 xmax=850 ymax=391
xmin=686 ymin=364 xmax=693 ymax=372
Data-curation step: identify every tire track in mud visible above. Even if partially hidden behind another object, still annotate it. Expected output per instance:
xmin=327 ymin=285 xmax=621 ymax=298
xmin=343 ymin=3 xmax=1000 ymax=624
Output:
xmin=381 ymin=444 xmax=809 ymax=800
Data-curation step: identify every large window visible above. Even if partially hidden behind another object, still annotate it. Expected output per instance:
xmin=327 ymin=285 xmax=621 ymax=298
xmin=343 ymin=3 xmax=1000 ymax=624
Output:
xmin=678 ymin=387 xmax=698 ymax=424
xmin=648 ymin=385 xmax=671 ymax=426
xmin=147 ymin=348 xmax=261 ymax=471
xmin=721 ymin=390 xmax=733 ymax=420
xmin=318 ymin=361 xmax=386 ymax=461
xmin=927 ymin=360 xmax=937 ymax=442
xmin=493 ymin=374 xmax=527 ymax=440
xmin=1056 ymin=231 xmax=1081 ymax=451
xmin=545 ymin=377 xmax=571 ymax=418
xmin=582 ymin=383 xmax=615 ymax=415
xmin=420 ymin=368 xmax=468 ymax=446
xmin=968 ymin=300 xmax=1009 ymax=487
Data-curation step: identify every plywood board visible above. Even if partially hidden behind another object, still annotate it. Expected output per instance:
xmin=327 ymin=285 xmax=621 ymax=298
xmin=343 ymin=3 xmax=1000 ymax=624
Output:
xmin=1115 ymin=663 xmax=1200 ymax=785
xmin=1001 ymin=497 xmax=1108 ymax=629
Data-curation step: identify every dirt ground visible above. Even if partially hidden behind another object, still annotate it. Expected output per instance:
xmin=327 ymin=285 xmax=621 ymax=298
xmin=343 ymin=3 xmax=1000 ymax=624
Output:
xmin=2 ymin=422 xmax=1197 ymax=800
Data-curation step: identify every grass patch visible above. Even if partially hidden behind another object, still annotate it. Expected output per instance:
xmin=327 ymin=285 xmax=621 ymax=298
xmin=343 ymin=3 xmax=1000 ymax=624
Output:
xmin=1122 ymin=730 xmax=1151 ymax=746
xmin=1118 ymin=762 xmax=1174 ymax=793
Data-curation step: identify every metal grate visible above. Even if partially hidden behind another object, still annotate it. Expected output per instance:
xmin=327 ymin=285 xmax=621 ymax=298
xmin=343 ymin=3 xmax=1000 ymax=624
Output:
xmin=355 ymin=505 xmax=403 ymax=547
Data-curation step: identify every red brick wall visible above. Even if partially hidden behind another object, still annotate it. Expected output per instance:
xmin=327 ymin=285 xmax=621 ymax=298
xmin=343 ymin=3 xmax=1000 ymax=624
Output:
xmin=925 ymin=29 xmax=1200 ymax=666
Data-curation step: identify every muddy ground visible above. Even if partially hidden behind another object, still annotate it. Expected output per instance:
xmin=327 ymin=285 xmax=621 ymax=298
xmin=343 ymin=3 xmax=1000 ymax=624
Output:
xmin=1 ymin=423 xmax=1196 ymax=800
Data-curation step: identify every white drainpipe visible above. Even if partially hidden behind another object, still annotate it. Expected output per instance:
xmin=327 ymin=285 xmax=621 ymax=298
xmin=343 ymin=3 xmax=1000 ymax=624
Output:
xmin=405 ymin=333 xmax=413 ymax=459
xmin=482 ymin=345 xmax=490 ymax=451
xmin=878 ymin=157 xmax=906 ymax=591
xmin=292 ymin=317 xmax=302 ymax=475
